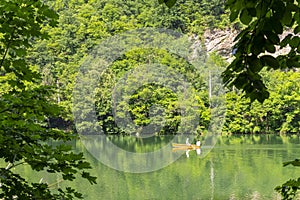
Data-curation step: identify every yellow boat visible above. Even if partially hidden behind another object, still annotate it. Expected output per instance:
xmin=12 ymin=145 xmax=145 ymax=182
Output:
xmin=172 ymin=143 xmax=200 ymax=150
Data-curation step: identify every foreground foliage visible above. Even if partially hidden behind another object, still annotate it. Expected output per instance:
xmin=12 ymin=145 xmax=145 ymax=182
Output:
xmin=0 ymin=0 xmax=95 ymax=199
xmin=275 ymin=159 xmax=300 ymax=199
xmin=223 ymin=0 xmax=300 ymax=103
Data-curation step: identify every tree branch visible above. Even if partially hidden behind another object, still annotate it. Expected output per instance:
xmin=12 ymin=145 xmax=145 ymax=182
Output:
xmin=7 ymin=161 xmax=26 ymax=170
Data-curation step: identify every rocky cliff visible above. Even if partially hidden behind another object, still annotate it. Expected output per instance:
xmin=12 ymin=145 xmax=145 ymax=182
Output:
xmin=203 ymin=28 xmax=293 ymax=63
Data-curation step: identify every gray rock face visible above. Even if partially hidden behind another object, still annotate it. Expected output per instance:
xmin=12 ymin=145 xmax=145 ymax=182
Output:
xmin=202 ymin=28 xmax=294 ymax=63
xmin=204 ymin=28 xmax=238 ymax=62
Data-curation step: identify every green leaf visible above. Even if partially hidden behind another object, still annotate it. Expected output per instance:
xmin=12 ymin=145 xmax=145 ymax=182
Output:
xmin=283 ymin=159 xmax=300 ymax=167
xmin=280 ymin=34 xmax=292 ymax=48
xmin=240 ymin=8 xmax=252 ymax=25
xmin=77 ymin=161 xmax=91 ymax=169
xmin=233 ymin=73 xmax=248 ymax=89
xmin=230 ymin=10 xmax=239 ymax=22
xmin=265 ymin=43 xmax=276 ymax=53
xmin=234 ymin=29 xmax=250 ymax=42
xmin=281 ymin=8 xmax=293 ymax=26
xmin=257 ymin=91 xmax=268 ymax=103
xmin=265 ymin=31 xmax=280 ymax=44
xmin=271 ymin=18 xmax=283 ymax=34
xmin=290 ymin=36 xmax=300 ymax=48
xmin=249 ymin=56 xmax=262 ymax=72
xmin=256 ymin=1 xmax=268 ymax=18
xmin=251 ymin=34 xmax=265 ymax=55
xmin=286 ymin=56 xmax=300 ymax=68
xmin=82 ymin=172 xmax=97 ymax=185
xmin=271 ymin=1 xmax=285 ymax=19
xmin=247 ymin=8 xmax=256 ymax=17
xmin=294 ymin=26 xmax=300 ymax=34
xmin=260 ymin=55 xmax=279 ymax=69
xmin=226 ymin=0 xmax=236 ymax=6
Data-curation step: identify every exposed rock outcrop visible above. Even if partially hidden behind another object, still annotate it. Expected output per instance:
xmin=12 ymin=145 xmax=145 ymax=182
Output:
xmin=204 ymin=28 xmax=238 ymax=62
xmin=202 ymin=28 xmax=294 ymax=62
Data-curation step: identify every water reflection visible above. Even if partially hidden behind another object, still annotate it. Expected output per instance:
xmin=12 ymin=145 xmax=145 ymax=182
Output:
xmin=185 ymin=149 xmax=201 ymax=158
xmin=69 ymin=134 xmax=300 ymax=199
xmin=11 ymin=134 xmax=300 ymax=199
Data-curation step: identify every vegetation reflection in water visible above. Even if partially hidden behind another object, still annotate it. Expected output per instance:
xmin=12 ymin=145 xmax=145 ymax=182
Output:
xmin=17 ymin=134 xmax=300 ymax=199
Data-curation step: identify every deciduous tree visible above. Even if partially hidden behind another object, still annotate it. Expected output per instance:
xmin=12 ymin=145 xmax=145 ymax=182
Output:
xmin=0 ymin=0 xmax=95 ymax=199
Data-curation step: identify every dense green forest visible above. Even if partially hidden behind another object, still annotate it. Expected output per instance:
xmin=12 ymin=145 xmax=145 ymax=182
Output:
xmin=25 ymin=0 xmax=299 ymax=135
xmin=1 ymin=0 xmax=300 ymax=198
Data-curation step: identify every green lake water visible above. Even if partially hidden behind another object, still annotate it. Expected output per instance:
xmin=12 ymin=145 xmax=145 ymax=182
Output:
xmin=17 ymin=135 xmax=300 ymax=199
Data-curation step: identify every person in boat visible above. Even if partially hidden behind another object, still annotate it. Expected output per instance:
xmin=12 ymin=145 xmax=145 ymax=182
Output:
xmin=186 ymin=138 xmax=191 ymax=146
xmin=172 ymin=138 xmax=201 ymax=150
xmin=186 ymin=138 xmax=201 ymax=149
xmin=172 ymin=138 xmax=201 ymax=157
xmin=185 ymin=139 xmax=201 ymax=157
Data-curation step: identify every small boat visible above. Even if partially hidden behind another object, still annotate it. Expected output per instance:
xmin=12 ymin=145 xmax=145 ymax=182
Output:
xmin=172 ymin=143 xmax=201 ymax=150
xmin=172 ymin=139 xmax=202 ymax=157
xmin=172 ymin=143 xmax=191 ymax=147
xmin=173 ymin=139 xmax=200 ymax=147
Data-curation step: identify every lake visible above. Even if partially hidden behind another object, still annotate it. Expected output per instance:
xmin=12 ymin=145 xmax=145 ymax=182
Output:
xmin=22 ymin=135 xmax=300 ymax=199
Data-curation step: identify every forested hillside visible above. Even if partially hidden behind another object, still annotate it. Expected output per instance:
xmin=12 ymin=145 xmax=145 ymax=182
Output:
xmin=1 ymin=0 xmax=300 ymax=198
xmin=25 ymin=0 xmax=299 ymax=135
